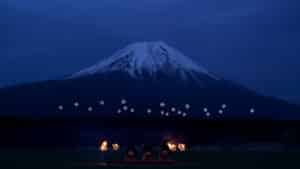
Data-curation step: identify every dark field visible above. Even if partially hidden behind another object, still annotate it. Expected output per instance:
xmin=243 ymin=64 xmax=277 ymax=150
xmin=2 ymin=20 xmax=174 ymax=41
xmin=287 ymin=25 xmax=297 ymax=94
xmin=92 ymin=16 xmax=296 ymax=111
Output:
xmin=1 ymin=149 xmax=300 ymax=169
xmin=1 ymin=117 xmax=300 ymax=168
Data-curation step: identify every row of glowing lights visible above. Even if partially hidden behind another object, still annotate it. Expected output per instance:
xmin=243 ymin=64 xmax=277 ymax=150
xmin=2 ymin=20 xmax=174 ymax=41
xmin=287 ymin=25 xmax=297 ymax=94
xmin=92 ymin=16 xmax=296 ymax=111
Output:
xmin=57 ymin=99 xmax=256 ymax=117
xmin=57 ymin=99 xmax=191 ymax=117
xmin=99 ymin=140 xmax=186 ymax=153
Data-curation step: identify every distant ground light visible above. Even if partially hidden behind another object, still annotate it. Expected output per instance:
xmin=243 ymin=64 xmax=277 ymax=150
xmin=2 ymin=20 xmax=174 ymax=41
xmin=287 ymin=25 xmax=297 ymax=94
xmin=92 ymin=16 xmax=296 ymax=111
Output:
xmin=218 ymin=110 xmax=223 ymax=115
xmin=123 ymin=105 xmax=128 ymax=111
xmin=121 ymin=99 xmax=127 ymax=105
xmin=171 ymin=107 xmax=176 ymax=112
xmin=185 ymin=104 xmax=190 ymax=110
xmin=222 ymin=104 xmax=227 ymax=109
xmin=250 ymin=108 xmax=255 ymax=114
xmin=160 ymin=102 xmax=166 ymax=107
xmin=206 ymin=112 xmax=211 ymax=117
xmin=165 ymin=112 xmax=170 ymax=117
xmin=58 ymin=105 xmax=63 ymax=111
xmin=73 ymin=102 xmax=79 ymax=107
xmin=99 ymin=100 xmax=105 ymax=106
xmin=130 ymin=108 xmax=135 ymax=113
xmin=56 ymin=98 xmax=257 ymax=118
xmin=177 ymin=110 xmax=182 ymax=115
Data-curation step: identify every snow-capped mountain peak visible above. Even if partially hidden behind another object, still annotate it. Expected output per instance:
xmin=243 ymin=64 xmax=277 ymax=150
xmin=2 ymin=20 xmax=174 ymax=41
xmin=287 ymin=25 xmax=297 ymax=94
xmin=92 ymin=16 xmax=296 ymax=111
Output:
xmin=70 ymin=41 xmax=217 ymax=80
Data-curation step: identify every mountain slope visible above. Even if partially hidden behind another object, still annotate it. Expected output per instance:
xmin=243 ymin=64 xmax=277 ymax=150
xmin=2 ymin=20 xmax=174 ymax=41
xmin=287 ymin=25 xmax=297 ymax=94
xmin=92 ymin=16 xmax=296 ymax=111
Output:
xmin=0 ymin=42 xmax=299 ymax=120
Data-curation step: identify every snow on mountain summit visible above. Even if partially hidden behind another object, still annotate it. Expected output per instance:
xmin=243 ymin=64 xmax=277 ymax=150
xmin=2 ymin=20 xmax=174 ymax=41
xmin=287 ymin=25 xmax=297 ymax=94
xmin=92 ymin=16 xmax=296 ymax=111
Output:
xmin=70 ymin=41 xmax=217 ymax=80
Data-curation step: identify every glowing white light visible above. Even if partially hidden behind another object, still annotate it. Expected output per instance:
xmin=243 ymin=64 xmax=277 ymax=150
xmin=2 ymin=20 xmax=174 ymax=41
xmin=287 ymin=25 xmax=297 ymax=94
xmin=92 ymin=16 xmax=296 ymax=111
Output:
xmin=123 ymin=106 xmax=128 ymax=111
xmin=58 ymin=105 xmax=64 ymax=111
xmin=121 ymin=99 xmax=127 ymax=105
xmin=130 ymin=108 xmax=135 ymax=113
xmin=147 ymin=108 xmax=152 ymax=114
xmin=88 ymin=106 xmax=93 ymax=112
xmin=99 ymin=100 xmax=105 ymax=106
xmin=160 ymin=102 xmax=166 ymax=107
xmin=203 ymin=108 xmax=208 ymax=112
xmin=171 ymin=107 xmax=176 ymax=112
xmin=177 ymin=110 xmax=182 ymax=115
xmin=185 ymin=104 xmax=190 ymax=110
xmin=221 ymin=104 xmax=227 ymax=109
xmin=182 ymin=112 xmax=187 ymax=117
xmin=117 ymin=109 xmax=121 ymax=114
xmin=205 ymin=112 xmax=211 ymax=117
xmin=165 ymin=112 xmax=169 ymax=116
xmin=218 ymin=110 xmax=223 ymax=115
xmin=73 ymin=102 xmax=79 ymax=107
xmin=160 ymin=110 xmax=165 ymax=115
xmin=250 ymin=108 xmax=255 ymax=114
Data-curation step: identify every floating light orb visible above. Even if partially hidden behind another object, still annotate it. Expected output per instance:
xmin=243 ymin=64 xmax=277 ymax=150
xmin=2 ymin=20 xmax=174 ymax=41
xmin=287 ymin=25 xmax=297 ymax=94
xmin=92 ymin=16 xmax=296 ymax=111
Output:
xmin=88 ymin=106 xmax=93 ymax=112
xmin=117 ymin=109 xmax=122 ymax=114
xmin=112 ymin=143 xmax=120 ymax=151
xmin=58 ymin=105 xmax=64 ymax=111
xmin=171 ymin=107 xmax=176 ymax=112
xmin=203 ymin=108 xmax=208 ymax=112
xmin=99 ymin=140 xmax=109 ymax=152
xmin=182 ymin=112 xmax=187 ymax=117
xmin=165 ymin=112 xmax=169 ymax=116
xmin=178 ymin=143 xmax=186 ymax=152
xmin=147 ymin=108 xmax=152 ymax=114
xmin=185 ymin=104 xmax=190 ymax=110
xmin=177 ymin=110 xmax=182 ymax=115
xmin=160 ymin=110 xmax=165 ymax=115
xmin=250 ymin=108 xmax=255 ymax=114
xmin=121 ymin=99 xmax=127 ymax=105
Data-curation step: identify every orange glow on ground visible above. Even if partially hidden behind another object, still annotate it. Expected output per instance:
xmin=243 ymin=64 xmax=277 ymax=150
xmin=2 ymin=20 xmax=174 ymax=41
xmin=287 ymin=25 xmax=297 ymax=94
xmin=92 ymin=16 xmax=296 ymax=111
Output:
xmin=99 ymin=140 xmax=109 ymax=152
xmin=178 ymin=143 xmax=186 ymax=152
xmin=167 ymin=142 xmax=177 ymax=152
xmin=112 ymin=143 xmax=120 ymax=151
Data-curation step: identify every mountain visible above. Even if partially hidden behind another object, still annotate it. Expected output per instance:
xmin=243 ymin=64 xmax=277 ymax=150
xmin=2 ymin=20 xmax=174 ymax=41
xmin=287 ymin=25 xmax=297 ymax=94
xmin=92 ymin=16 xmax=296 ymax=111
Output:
xmin=0 ymin=42 xmax=299 ymax=120
xmin=69 ymin=41 xmax=218 ymax=82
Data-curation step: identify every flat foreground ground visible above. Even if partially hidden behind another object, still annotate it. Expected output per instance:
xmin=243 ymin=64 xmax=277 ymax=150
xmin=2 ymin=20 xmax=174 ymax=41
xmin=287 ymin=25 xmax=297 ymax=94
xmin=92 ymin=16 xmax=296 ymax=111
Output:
xmin=1 ymin=149 xmax=300 ymax=169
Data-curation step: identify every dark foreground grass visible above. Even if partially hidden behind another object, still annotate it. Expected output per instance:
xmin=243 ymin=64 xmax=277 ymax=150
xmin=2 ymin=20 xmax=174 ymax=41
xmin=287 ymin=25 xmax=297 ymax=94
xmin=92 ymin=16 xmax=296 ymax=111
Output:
xmin=1 ymin=149 xmax=300 ymax=169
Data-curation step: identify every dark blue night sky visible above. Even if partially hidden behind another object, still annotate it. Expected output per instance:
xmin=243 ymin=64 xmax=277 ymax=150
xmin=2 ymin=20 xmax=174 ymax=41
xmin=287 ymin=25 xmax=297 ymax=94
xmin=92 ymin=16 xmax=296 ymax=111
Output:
xmin=1 ymin=0 xmax=300 ymax=103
